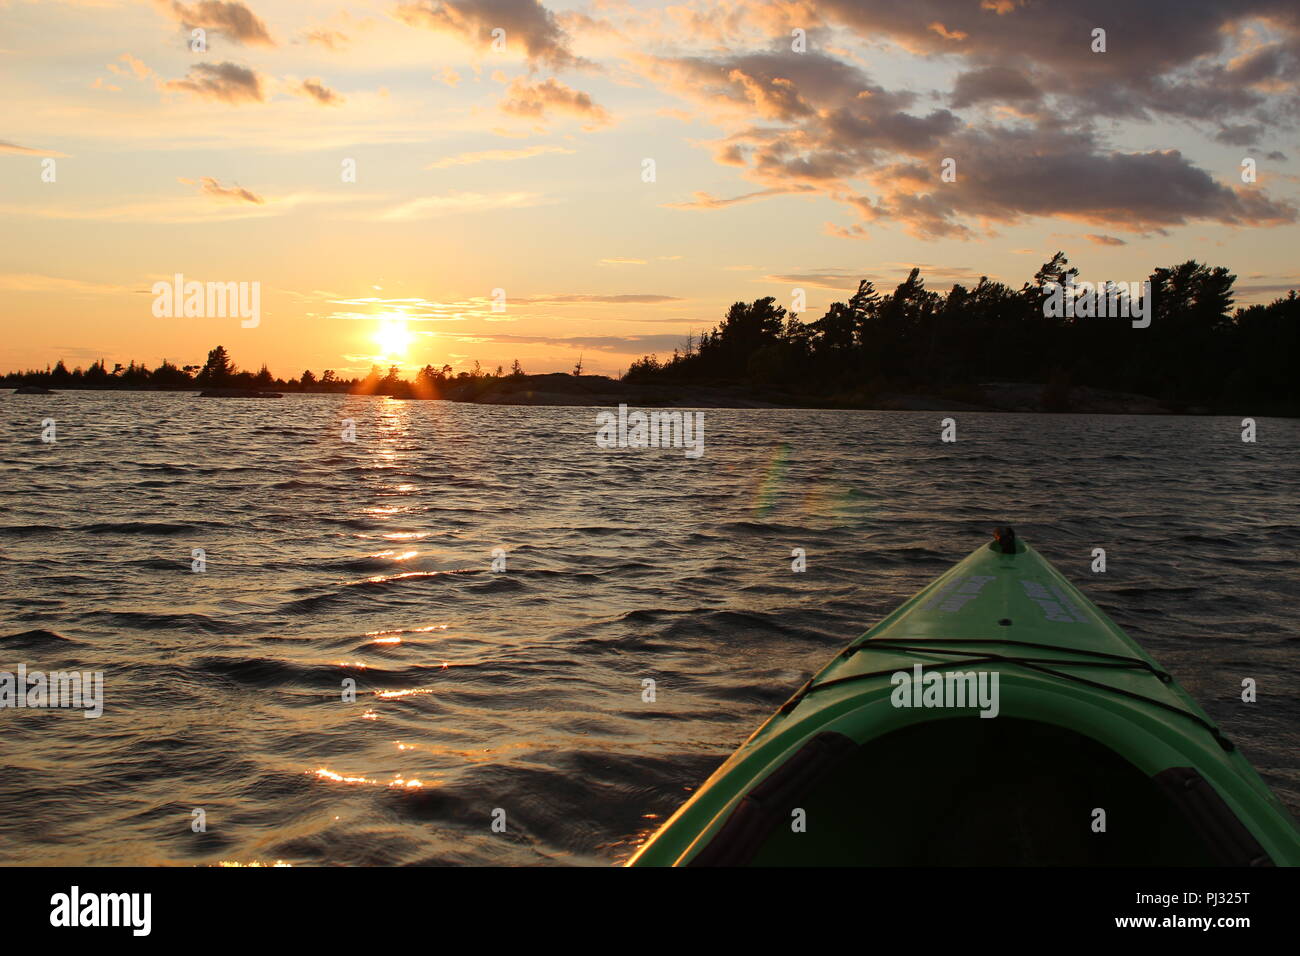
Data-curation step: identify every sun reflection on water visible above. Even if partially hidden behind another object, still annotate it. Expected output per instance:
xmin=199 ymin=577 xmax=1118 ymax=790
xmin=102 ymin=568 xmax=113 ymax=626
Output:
xmin=312 ymin=768 xmax=428 ymax=790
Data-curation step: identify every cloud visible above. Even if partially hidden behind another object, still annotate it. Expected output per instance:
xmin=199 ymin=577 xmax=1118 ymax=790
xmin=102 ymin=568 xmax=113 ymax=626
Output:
xmin=866 ymin=129 xmax=1298 ymax=237
xmin=824 ymin=222 xmax=870 ymax=240
xmin=765 ymin=264 xmax=997 ymax=291
xmin=44 ymin=346 xmax=120 ymax=365
xmin=324 ymin=295 xmax=479 ymax=322
xmin=653 ymin=38 xmax=1296 ymax=240
xmin=178 ymin=176 xmax=264 ymax=204
xmin=1083 ymin=233 xmax=1127 ymax=246
xmin=461 ymin=332 xmax=690 ymax=353
xmin=805 ymin=0 xmax=1300 ymax=125
xmin=950 ymin=66 xmax=1041 ymax=109
xmin=637 ymin=50 xmax=883 ymax=123
xmin=377 ymin=190 xmax=549 ymax=220
xmin=396 ymin=0 xmax=585 ymax=70
xmin=0 ymin=273 xmax=132 ymax=295
xmin=763 ymin=271 xmax=863 ymax=290
xmin=605 ymin=2 xmax=1298 ymax=245
xmin=425 ymin=144 xmax=574 ymax=168
xmin=499 ymin=76 xmax=609 ymax=126
xmin=295 ymin=77 xmax=344 ymax=106
xmin=599 ymin=258 xmax=647 ymax=265
xmin=1235 ymin=281 xmax=1300 ymax=305
xmin=320 ymin=291 xmax=686 ymax=323
xmin=106 ymin=53 xmax=155 ymax=84
xmin=160 ymin=0 xmax=274 ymax=47
xmin=511 ymin=293 xmax=683 ymax=304
xmin=163 ymin=61 xmax=266 ymax=104
xmin=0 ymin=140 xmax=67 ymax=157
xmin=664 ymin=185 xmax=815 ymax=209
xmin=1214 ymin=122 xmax=1263 ymax=146
xmin=304 ymin=28 xmax=347 ymax=50
xmin=639 ymin=50 xmax=959 ymax=187
xmin=0 ymin=191 xmax=374 ymax=224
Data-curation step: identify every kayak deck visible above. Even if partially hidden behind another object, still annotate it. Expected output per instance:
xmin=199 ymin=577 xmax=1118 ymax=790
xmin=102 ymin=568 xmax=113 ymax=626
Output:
xmin=629 ymin=532 xmax=1300 ymax=866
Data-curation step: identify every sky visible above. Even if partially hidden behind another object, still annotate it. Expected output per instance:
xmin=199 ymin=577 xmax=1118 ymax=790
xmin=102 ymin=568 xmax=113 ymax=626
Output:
xmin=2 ymin=0 xmax=1299 ymax=378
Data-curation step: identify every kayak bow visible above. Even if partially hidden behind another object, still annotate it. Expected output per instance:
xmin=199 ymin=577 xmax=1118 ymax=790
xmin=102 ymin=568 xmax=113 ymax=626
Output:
xmin=629 ymin=530 xmax=1300 ymax=866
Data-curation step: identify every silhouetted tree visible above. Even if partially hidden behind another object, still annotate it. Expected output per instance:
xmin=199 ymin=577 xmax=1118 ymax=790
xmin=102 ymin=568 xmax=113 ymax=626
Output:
xmin=615 ymin=255 xmax=1296 ymax=412
xmin=197 ymin=346 xmax=235 ymax=385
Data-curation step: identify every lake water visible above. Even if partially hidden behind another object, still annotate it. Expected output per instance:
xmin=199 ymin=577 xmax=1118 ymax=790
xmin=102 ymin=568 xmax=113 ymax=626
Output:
xmin=1 ymin=392 xmax=1296 ymax=864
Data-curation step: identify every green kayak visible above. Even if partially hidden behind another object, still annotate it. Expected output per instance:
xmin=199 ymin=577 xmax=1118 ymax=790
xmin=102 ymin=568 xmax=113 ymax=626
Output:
xmin=629 ymin=529 xmax=1300 ymax=866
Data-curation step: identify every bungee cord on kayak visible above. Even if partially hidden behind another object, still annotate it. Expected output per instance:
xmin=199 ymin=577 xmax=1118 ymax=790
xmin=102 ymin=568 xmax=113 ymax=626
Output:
xmin=782 ymin=640 xmax=1235 ymax=752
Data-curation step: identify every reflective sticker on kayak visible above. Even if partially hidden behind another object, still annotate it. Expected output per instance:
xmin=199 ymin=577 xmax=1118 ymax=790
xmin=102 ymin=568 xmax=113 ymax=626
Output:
xmin=1021 ymin=580 xmax=1090 ymax=623
xmin=923 ymin=574 xmax=995 ymax=613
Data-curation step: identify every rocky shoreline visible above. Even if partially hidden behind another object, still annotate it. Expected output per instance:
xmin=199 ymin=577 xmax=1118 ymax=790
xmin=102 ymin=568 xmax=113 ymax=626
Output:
xmin=436 ymin=375 xmax=1188 ymax=415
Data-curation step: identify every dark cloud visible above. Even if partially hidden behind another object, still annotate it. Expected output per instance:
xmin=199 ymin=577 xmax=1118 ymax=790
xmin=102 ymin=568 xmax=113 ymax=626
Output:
xmin=163 ymin=1 xmax=274 ymax=47
xmin=807 ymin=0 xmax=1300 ymax=124
xmin=645 ymin=50 xmax=956 ymax=184
xmin=1220 ymin=38 xmax=1300 ymax=89
xmin=869 ymin=128 xmax=1297 ymax=237
xmin=637 ymin=13 xmax=1298 ymax=240
xmin=296 ymin=77 xmax=343 ymax=106
xmin=950 ymin=66 xmax=1041 ymax=109
xmin=396 ymin=0 xmax=584 ymax=70
xmin=1214 ymin=123 xmax=1263 ymax=146
xmin=640 ymin=50 xmax=899 ymax=122
xmin=164 ymin=61 xmax=265 ymax=103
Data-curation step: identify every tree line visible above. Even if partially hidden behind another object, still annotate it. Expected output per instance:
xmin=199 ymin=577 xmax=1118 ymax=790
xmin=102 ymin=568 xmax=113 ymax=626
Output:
xmin=625 ymin=253 xmax=1298 ymax=410
xmin=1 ymin=347 xmax=533 ymax=399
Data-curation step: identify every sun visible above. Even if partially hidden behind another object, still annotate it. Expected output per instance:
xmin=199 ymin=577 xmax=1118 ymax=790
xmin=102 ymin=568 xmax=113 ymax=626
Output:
xmin=374 ymin=318 xmax=413 ymax=358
